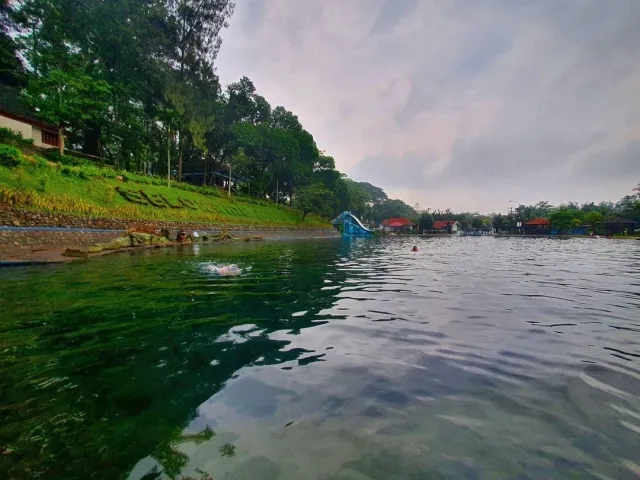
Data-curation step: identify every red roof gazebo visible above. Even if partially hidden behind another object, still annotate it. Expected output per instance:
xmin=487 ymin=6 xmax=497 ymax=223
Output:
xmin=523 ymin=218 xmax=550 ymax=235
xmin=382 ymin=217 xmax=413 ymax=230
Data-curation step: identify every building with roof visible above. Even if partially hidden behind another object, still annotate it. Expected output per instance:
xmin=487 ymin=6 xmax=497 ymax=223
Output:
xmin=523 ymin=218 xmax=550 ymax=235
xmin=0 ymin=108 xmax=61 ymax=149
xmin=381 ymin=217 xmax=413 ymax=232
xmin=432 ymin=220 xmax=461 ymax=234
xmin=604 ymin=217 xmax=638 ymax=235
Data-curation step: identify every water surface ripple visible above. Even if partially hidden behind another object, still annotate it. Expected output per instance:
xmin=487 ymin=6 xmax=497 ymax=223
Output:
xmin=1 ymin=237 xmax=640 ymax=479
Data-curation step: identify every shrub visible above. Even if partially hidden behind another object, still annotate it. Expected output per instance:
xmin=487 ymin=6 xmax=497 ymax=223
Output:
xmin=0 ymin=144 xmax=24 ymax=167
xmin=45 ymin=150 xmax=89 ymax=166
xmin=0 ymin=127 xmax=25 ymax=144
xmin=33 ymin=155 xmax=50 ymax=167
xmin=39 ymin=174 xmax=49 ymax=192
xmin=0 ymin=128 xmax=35 ymax=146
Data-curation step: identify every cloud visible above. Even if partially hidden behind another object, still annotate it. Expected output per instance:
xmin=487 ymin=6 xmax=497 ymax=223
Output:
xmin=216 ymin=0 xmax=640 ymax=212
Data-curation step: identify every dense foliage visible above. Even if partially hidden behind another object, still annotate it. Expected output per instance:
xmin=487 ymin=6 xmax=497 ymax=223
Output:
xmin=491 ymin=187 xmax=640 ymax=234
xmin=0 ymin=0 xmax=411 ymax=222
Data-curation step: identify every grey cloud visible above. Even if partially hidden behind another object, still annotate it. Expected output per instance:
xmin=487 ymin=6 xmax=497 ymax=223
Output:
xmin=217 ymin=0 xmax=640 ymax=212
xmin=580 ymin=140 xmax=640 ymax=180
xmin=240 ymin=0 xmax=266 ymax=32
xmin=369 ymin=0 xmax=418 ymax=34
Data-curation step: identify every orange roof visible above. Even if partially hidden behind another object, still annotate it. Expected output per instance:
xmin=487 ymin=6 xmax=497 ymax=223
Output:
xmin=433 ymin=220 xmax=456 ymax=229
xmin=382 ymin=217 xmax=413 ymax=226
xmin=524 ymin=218 xmax=549 ymax=225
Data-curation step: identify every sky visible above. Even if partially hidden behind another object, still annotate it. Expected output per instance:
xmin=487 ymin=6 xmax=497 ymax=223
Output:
xmin=215 ymin=0 xmax=640 ymax=213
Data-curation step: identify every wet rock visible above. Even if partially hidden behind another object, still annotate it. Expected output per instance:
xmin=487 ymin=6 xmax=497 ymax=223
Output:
xmin=62 ymin=248 xmax=88 ymax=258
xmin=129 ymin=233 xmax=153 ymax=246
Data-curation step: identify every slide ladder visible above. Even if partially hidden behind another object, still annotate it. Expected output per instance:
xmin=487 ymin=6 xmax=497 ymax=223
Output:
xmin=331 ymin=211 xmax=373 ymax=237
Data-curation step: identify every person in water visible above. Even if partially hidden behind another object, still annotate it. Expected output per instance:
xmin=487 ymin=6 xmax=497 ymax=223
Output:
xmin=412 ymin=246 xmax=418 ymax=252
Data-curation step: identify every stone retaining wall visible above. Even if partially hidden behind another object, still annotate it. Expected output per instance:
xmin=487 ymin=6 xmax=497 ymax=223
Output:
xmin=0 ymin=206 xmax=340 ymax=259
xmin=0 ymin=206 xmax=336 ymax=234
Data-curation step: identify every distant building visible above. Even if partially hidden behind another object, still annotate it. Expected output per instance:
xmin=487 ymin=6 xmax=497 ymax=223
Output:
xmin=432 ymin=220 xmax=461 ymax=234
xmin=0 ymin=108 xmax=60 ymax=149
xmin=604 ymin=217 xmax=638 ymax=235
xmin=523 ymin=218 xmax=550 ymax=235
xmin=381 ymin=217 xmax=413 ymax=232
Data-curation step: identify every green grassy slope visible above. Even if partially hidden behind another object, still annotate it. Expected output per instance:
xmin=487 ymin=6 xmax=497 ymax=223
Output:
xmin=0 ymin=148 xmax=329 ymax=228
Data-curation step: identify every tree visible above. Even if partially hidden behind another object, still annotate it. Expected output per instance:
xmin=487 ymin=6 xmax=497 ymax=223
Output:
xmin=0 ymin=2 xmax=25 ymax=87
xmin=358 ymin=182 xmax=387 ymax=205
xmin=419 ymin=212 xmax=434 ymax=232
xmin=369 ymin=199 xmax=417 ymax=224
xmin=584 ymin=211 xmax=604 ymax=233
xmin=471 ymin=217 xmax=484 ymax=230
xmin=296 ymin=183 xmax=336 ymax=221
xmin=549 ymin=210 xmax=575 ymax=235
xmin=169 ymin=0 xmax=234 ymax=81
xmin=25 ymin=69 xmax=111 ymax=154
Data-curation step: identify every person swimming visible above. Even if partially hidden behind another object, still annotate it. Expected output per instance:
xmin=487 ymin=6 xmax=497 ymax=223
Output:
xmin=412 ymin=246 xmax=418 ymax=252
xmin=202 ymin=263 xmax=243 ymax=276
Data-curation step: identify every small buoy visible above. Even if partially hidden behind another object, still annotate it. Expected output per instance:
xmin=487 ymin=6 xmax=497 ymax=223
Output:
xmin=412 ymin=246 xmax=418 ymax=252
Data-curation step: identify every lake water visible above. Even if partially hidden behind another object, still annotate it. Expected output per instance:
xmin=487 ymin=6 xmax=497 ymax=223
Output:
xmin=1 ymin=237 xmax=640 ymax=479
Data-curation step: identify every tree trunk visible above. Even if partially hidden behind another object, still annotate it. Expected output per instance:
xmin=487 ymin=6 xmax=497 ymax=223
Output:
xmin=58 ymin=127 xmax=65 ymax=156
xmin=82 ymin=124 xmax=101 ymax=156
xmin=167 ymin=127 xmax=171 ymax=188
xmin=178 ymin=131 xmax=183 ymax=182
xmin=203 ymin=155 xmax=208 ymax=186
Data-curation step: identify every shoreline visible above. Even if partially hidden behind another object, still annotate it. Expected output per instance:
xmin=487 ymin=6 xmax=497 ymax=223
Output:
xmin=0 ymin=216 xmax=341 ymax=265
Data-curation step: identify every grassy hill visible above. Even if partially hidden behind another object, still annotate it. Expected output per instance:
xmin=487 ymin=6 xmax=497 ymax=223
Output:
xmin=0 ymin=144 xmax=329 ymax=228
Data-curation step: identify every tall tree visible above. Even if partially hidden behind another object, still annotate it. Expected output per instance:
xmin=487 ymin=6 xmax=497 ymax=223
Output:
xmin=25 ymin=69 xmax=110 ymax=154
xmin=168 ymin=0 xmax=234 ymax=179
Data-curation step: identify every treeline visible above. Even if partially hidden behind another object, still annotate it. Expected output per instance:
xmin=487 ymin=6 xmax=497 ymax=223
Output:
xmin=0 ymin=0 xmax=422 ymax=221
xmin=492 ymin=186 xmax=640 ymax=233
xmin=411 ymin=185 xmax=640 ymax=234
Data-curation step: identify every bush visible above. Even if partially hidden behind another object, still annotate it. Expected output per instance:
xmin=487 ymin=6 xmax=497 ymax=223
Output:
xmin=45 ymin=149 xmax=89 ymax=166
xmin=0 ymin=127 xmax=25 ymax=144
xmin=39 ymin=174 xmax=49 ymax=192
xmin=0 ymin=143 xmax=24 ymax=167
xmin=33 ymin=155 xmax=50 ymax=167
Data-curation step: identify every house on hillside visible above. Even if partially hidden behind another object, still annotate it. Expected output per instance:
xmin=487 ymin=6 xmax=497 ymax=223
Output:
xmin=0 ymin=108 xmax=61 ymax=149
xmin=523 ymin=218 xmax=550 ymax=235
xmin=381 ymin=217 xmax=413 ymax=232
xmin=433 ymin=220 xmax=461 ymax=234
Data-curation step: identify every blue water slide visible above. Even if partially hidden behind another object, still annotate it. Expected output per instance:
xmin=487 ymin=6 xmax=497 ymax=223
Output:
xmin=331 ymin=211 xmax=373 ymax=237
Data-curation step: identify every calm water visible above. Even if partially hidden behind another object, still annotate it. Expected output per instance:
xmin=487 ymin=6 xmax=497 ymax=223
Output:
xmin=1 ymin=237 xmax=640 ymax=479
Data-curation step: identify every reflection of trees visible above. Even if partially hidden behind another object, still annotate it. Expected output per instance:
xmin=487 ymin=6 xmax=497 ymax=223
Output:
xmin=0 ymin=240 xmax=351 ymax=479
xmin=152 ymin=426 xmax=215 ymax=478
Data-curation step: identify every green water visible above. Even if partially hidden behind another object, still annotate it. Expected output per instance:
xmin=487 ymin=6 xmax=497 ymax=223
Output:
xmin=1 ymin=238 xmax=640 ymax=479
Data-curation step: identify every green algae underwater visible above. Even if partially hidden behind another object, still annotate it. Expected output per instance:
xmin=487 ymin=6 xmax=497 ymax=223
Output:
xmin=1 ymin=237 xmax=640 ymax=479
xmin=1 ymin=240 xmax=346 ymax=479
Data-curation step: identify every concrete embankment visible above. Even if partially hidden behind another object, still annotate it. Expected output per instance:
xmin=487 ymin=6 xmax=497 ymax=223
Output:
xmin=0 ymin=207 xmax=340 ymax=263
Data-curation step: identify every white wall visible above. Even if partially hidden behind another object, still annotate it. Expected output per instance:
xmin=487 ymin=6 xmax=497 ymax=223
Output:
xmin=0 ymin=114 xmax=33 ymax=141
xmin=31 ymin=125 xmax=56 ymax=148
